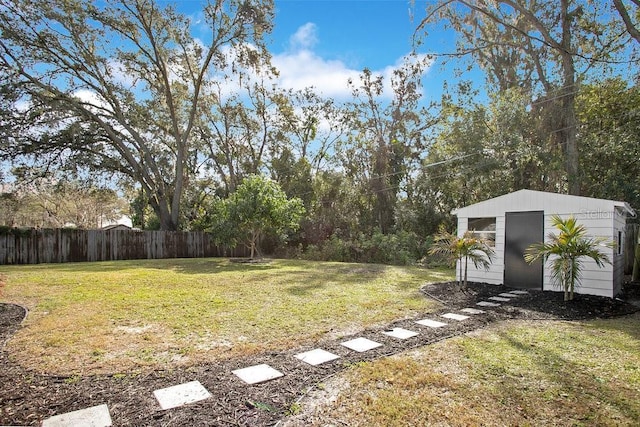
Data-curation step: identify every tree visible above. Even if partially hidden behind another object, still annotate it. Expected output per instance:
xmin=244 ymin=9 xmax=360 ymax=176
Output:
xmin=525 ymin=215 xmax=613 ymax=301
xmin=416 ymin=87 xmax=564 ymax=228
xmin=341 ymin=57 xmax=434 ymax=233
xmin=429 ymin=229 xmax=495 ymax=287
xmin=577 ymin=78 xmax=640 ymax=209
xmin=223 ymin=175 xmax=304 ymax=258
xmin=613 ymin=0 xmax=640 ymax=44
xmin=202 ymin=71 xmax=286 ymax=195
xmin=418 ymin=0 xmax=632 ymax=195
xmin=0 ymin=172 xmax=126 ymax=228
xmin=0 ymin=0 xmax=274 ymax=230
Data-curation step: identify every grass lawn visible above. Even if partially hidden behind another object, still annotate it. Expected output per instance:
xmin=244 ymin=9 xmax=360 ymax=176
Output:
xmin=292 ymin=314 xmax=640 ymax=427
xmin=0 ymin=258 xmax=451 ymax=374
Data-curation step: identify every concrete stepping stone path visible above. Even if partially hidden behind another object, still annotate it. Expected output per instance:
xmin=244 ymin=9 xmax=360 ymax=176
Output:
xmin=509 ymin=290 xmax=529 ymax=295
xmin=382 ymin=327 xmax=419 ymax=339
xmin=441 ymin=313 xmax=470 ymax=321
xmin=461 ymin=307 xmax=485 ymax=315
xmin=415 ymin=318 xmax=448 ymax=328
xmin=341 ymin=337 xmax=383 ymax=352
xmin=477 ymin=301 xmax=501 ymax=307
xmin=41 ymin=404 xmax=112 ymax=427
xmin=153 ymin=380 xmax=211 ymax=410
xmin=489 ymin=296 xmax=512 ymax=302
xmin=31 ymin=287 xmax=506 ymax=425
xmin=233 ymin=364 xmax=284 ymax=385
xmin=294 ymin=348 xmax=340 ymax=366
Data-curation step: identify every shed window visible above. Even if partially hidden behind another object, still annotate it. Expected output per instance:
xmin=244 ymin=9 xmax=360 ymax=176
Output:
xmin=468 ymin=217 xmax=496 ymax=247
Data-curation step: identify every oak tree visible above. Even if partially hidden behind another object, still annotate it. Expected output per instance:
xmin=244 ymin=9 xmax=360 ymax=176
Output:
xmin=0 ymin=0 xmax=274 ymax=230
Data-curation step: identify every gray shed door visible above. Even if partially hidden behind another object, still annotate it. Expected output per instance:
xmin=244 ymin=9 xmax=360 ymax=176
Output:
xmin=504 ymin=211 xmax=543 ymax=289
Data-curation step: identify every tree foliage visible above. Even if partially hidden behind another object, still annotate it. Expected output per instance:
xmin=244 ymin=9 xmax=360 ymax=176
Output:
xmin=211 ymin=175 xmax=305 ymax=258
xmin=341 ymin=57 xmax=435 ymax=234
xmin=417 ymin=0 xmax=634 ymax=195
xmin=578 ymin=78 xmax=640 ymax=208
xmin=429 ymin=228 xmax=495 ymax=287
xmin=0 ymin=174 xmax=126 ymax=228
xmin=0 ymin=0 xmax=274 ymax=230
xmin=525 ymin=215 xmax=613 ymax=301
xmin=0 ymin=0 xmax=638 ymax=265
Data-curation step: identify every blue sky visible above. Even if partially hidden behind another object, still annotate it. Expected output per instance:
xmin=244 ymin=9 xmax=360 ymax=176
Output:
xmin=180 ymin=0 xmax=458 ymax=101
xmin=266 ymin=0 xmax=451 ymax=100
xmin=271 ymin=0 xmax=428 ymax=70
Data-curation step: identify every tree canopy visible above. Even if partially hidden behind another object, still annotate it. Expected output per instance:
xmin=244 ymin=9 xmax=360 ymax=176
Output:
xmin=0 ymin=0 xmax=638 ymax=264
xmin=0 ymin=0 xmax=274 ymax=230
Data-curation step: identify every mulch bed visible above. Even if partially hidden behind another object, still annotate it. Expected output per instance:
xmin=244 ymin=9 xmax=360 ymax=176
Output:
xmin=1 ymin=281 xmax=639 ymax=426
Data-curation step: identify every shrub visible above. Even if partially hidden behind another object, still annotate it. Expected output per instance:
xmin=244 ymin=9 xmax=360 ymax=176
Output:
xmin=301 ymin=230 xmax=428 ymax=265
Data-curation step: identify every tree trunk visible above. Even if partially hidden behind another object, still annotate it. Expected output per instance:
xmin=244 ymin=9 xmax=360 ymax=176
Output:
xmin=249 ymin=229 xmax=261 ymax=259
xmin=463 ymin=256 xmax=468 ymax=288
xmin=156 ymin=195 xmax=178 ymax=231
xmin=560 ymin=0 xmax=580 ymax=195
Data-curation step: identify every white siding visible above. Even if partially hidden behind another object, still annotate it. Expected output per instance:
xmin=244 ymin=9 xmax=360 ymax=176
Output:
xmin=540 ymin=213 xmax=616 ymax=298
xmin=612 ymin=208 xmax=627 ymax=297
xmin=457 ymin=216 xmax=504 ymax=285
xmin=454 ymin=190 xmax=633 ymax=298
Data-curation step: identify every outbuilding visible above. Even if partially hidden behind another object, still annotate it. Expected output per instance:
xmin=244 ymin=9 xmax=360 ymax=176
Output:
xmin=452 ymin=189 xmax=636 ymax=298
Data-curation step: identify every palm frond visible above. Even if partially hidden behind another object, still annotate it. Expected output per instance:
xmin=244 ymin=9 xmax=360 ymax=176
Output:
xmin=525 ymin=215 xmax=614 ymax=300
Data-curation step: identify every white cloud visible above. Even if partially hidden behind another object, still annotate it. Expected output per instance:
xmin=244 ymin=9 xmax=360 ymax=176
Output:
xmin=272 ymin=24 xmax=433 ymax=100
xmin=73 ymin=89 xmax=111 ymax=112
xmin=272 ymin=49 xmax=360 ymax=99
xmin=289 ymin=22 xmax=318 ymax=50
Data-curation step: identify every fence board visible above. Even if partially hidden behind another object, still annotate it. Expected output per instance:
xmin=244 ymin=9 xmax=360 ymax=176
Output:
xmin=0 ymin=228 xmax=247 ymax=264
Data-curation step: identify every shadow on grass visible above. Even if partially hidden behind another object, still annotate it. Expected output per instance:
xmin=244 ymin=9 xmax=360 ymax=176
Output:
xmin=8 ymin=257 xmax=278 ymax=275
xmin=286 ymin=283 xmax=327 ymax=296
xmin=585 ymin=311 xmax=640 ymax=342
xmin=494 ymin=320 xmax=640 ymax=422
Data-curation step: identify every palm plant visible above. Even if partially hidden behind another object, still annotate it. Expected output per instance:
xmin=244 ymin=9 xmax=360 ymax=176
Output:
xmin=429 ymin=229 xmax=495 ymax=288
xmin=525 ymin=215 xmax=614 ymax=301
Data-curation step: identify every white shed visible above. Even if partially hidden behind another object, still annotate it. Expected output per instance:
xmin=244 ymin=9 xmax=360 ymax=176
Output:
xmin=452 ymin=189 xmax=636 ymax=298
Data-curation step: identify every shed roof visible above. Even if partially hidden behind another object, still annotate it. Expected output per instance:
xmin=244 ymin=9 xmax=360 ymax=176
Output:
xmin=452 ymin=189 xmax=635 ymax=218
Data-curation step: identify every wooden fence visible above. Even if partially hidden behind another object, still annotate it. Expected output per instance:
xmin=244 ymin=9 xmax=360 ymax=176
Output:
xmin=0 ymin=228 xmax=249 ymax=264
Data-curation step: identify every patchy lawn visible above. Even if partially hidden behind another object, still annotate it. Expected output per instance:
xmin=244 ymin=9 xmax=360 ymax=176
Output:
xmin=285 ymin=314 xmax=640 ymax=427
xmin=0 ymin=258 xmax=450 ymax=374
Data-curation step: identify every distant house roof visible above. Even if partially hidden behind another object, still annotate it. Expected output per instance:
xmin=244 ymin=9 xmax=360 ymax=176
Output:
xmin=101 ymin=224 xmax=132 ymax=231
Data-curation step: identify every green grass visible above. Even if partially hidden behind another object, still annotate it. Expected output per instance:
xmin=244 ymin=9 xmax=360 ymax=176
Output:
xmin=0 ymin=258 xmax=451 ymax=374
xmin=295 ymin=315 xmax=640 ymax=427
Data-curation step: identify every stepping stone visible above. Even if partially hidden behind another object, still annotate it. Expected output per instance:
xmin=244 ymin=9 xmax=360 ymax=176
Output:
xmin=341 ymin=337 xmax=382 ymax=352
xmin=153 ymin=380 xmax=211 ymax=410
xmin=382 ymin=327 xmax=419 ymax=339
xmin=499 ymin=292 xmax=518 ymax=298
xmin=233 ymin=364 xmax=284 ymax=385
xmin=41 ymin=404 xmax=112 ymax=427
xmin=489 ymin=296 xmax=512 ymax=302
xmin=477 ymin=301 xmax=501 ymax=307
xmin=294 ymin=348 xmax=340 ymax=366
xmin=460 ymin=308 xmax=485 ymax=315
xmin=441 ymin=313 xmax=470 ymax=321
xmin=415 ymin=318 xmax=447 ymax=328
xmin=509 ymin=290 xmax=529 ymax=295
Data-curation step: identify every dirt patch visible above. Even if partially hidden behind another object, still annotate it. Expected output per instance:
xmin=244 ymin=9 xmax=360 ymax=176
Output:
xmin=1 ymin=282 xmax=638 ymax=426
xmin=0 ymin=303 xmax=26 ymax=348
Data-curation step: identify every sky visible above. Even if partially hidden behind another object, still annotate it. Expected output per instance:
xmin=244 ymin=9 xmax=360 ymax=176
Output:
xmin=269 ymin=0 xmax=455 ymax=100
xmin=267 ymin=0 xmax=443 ymax=99
xmin=186 ymin=0 xmax=459 ymax=102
